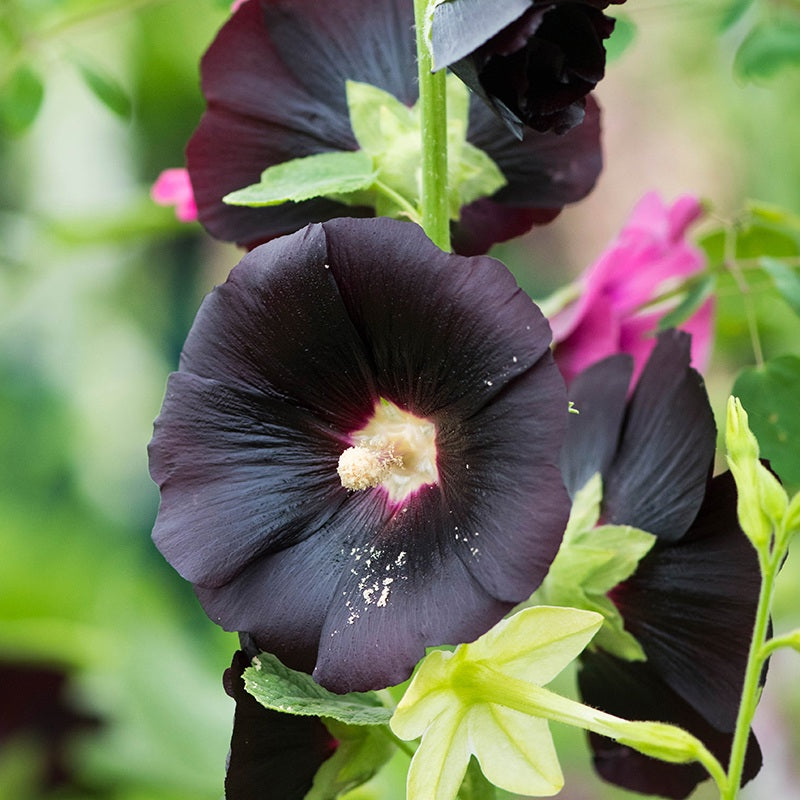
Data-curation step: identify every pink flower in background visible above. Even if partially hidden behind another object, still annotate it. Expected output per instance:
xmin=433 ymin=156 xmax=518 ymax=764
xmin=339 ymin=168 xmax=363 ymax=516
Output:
xmin=230 ymin=0 xmax=247 ymax=11
xmin=151 ymin=168 xmax=198 ymax=223
xmin=550 ymin=192 xmax=713 ymax=386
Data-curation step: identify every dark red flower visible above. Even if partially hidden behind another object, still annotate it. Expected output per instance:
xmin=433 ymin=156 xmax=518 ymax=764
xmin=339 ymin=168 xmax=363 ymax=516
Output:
xmin=149 ymin=217 xmax=570 ymax=692
xmin=223 ymin=649 xmax=337 ymax=800
xmin=186 ymin=0 xmax=602 ymax=255
xmin=560 ymin=330 xmax=762 ymax=798
xmin=432 ymin=0 xmax=626 ymax=136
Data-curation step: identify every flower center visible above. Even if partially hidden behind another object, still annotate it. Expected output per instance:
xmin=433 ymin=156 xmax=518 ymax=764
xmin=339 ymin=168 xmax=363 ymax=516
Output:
xmin=337 ymin=400 xmax=438 ymax=502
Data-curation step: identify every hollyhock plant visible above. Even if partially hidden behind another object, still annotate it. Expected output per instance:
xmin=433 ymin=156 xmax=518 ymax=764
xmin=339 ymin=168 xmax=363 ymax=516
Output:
xmin=148 ymin=216 xmax=570 ymax=693
xmin=431 ymin=0 xmax=626 ymax=136
xmin=150 ymin=168 xmax=197 ymax=222
xmin=558 ymin=330 xmax=762 ymax=799
xmin=223 ymin=649 xmax=337 ymax=800
xmin=549 ymin=192 xmax=713 ymax=386
xmin=186 ymin=0 xmax=603 ymax=255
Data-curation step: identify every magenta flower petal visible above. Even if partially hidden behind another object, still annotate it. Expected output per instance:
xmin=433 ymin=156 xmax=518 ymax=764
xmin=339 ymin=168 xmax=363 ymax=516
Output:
xmin=551 ymin=192 xmax=712 ymax=384
xmin=186 ymin=0 xmax=603 ymax=254
xmin=150 ymin=217 xmax=570 ymax=691
xmin=223 ymin=650 xmax=336 ymax=800
xmin=578 ymin=650 xmax=762 ymax=800
xmin=151 ymin=168 xmax=197 ymax=222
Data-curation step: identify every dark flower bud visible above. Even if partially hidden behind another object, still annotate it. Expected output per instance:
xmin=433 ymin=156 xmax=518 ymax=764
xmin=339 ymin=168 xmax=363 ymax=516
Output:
xmin=432 ymin=0 xmax=625 ymax=137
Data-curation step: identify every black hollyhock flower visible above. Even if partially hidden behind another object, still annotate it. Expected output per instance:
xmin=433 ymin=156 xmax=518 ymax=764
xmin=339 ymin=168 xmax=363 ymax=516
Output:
xmin=432 ymin=0 xmax=626 ymax=136
xmin=149 ymin=217 xmax=570 ymax=693
xmin=223 ymin=649 xmax=337 ymax=800
xmin=186 ymin=0 xmax=602 ymax=256
xmin=560 ymin=330 xmax=762 ymax=799
xmin=0 ymin=661 xmax=102 ymax=794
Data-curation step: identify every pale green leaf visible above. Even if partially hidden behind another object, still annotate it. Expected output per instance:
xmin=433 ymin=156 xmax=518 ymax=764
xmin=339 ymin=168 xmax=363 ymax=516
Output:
xmin=305 ymin=720 xmax=393 ymax=800
xmin=733 ymin=358 xmax=800 ymax=486
xmin=75 ymin=59 xmax=132 ymax=119
xmin=760 ymin=257 xmax=800 ymax=317
xmin=243 ymin=652 xmax=391 ymax=726
xmin=347 ymin=80 xmax=416 ymax=155
xmin=734 ymin=20 xmax=800 ymax=82
xmin=0 ymin=65 xmax=44 ymax=135
xmin=532 ymin=474 xmax=654 ymax=660
xmin=224 ymin=151 xmax=376 ymax=207
xmin=606 ymin=15 xmax=636 ymax=63
xmin=656 ymin=275 xmax=716 ymax=331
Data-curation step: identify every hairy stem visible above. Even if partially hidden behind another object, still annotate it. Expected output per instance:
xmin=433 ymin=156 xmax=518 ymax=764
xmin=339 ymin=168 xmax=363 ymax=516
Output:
xmin=413 ymin=0 xmax=451 ymax=251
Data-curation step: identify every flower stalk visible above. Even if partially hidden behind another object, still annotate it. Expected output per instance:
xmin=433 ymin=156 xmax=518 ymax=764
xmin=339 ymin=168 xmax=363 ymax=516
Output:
xmin=722 ymin=543 xmax=782 ymax=800
xmin=414 ymin=0 xmax=451 ymax=251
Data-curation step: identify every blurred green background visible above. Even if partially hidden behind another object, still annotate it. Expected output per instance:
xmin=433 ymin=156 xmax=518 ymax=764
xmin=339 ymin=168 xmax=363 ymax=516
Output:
xmin=1 ymin=1 xmax=798 ymax=798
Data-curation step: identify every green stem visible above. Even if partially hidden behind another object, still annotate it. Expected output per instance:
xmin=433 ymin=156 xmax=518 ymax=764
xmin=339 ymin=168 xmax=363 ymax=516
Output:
xmin=373 ymin=180 xmax=422 ymax=224
xmin=413 ymin=0 xmax=451 ymax=251
xmin=724 ymin=226 xmax=764 ymax=367
xmin=761 ymin=630 xmax=800 ymax=659
xmin=721 ymin=548 xmax=781 ymax=800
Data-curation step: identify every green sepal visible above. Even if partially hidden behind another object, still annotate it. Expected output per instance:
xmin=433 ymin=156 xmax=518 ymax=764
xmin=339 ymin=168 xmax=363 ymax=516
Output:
xmin=223 ymin=151 xmax=377 ymax=207
xmin=532 ymin=474 xmax=655 ymax=661
xmin=243 ymin=652 xmax=392 ymax=726
xmin=304 ymin=720 xmax=394 ymax=800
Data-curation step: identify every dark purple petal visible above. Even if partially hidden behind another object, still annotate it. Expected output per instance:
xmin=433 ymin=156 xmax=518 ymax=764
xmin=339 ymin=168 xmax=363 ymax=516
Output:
xmin=152 ymin=217 xmax=570 ymax=691
xmin=578 ymin=649 xmax=762 ymax=799
xmin=0 ymin=661 xmax=102 ymax=793
xmin=612 ymin=472 xmax=762 ymax=731
xmin=177 ymin=224 xmax=377 ymax=429
xmin=467 ymin=95 xmax=603 ymax=209
xmin=602 ymin=330 xmax=716 ymax=541
xmin=187 ymin=0 xmax=603 ymax=254
xmin=149 ymin=373 xmax=348 ymax=588
xmin=560 ymin=353 xmax=632 ymax=497
xmin=438 ymin=1 xmax=618 ymax=134
xmin=321 ymin=218 xmax=555 ymax=418
xmin=224 ymin=650 xmax=336 ymax=800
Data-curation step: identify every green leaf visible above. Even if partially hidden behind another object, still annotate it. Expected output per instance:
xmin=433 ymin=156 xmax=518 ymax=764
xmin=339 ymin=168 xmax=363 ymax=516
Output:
xmin=531 ymin=474 xmax=655 ymax=661
xmin=75 ymin=60 xmax=132 ymax=119
xmin=734 ymin=20 xmax=800 ymax=82
xmin=243 ymin=652 xmax=392 ymax=726
xmin=760 ymin=257 xmax=800 ymax=317
xmin=305 ymin=720 xmax=394 ymax=800
xmin=224 ymin=150 xmax=377 ymax=207
xmin=606 ymin=15 xmax=637 ymax=63
xmin=345 ymin=77 xmax=505 ymax=222
xmin=0 ymin=65 xmax=44 ymax=135
xmin=717 ymin=0 xmax=756 ymax=32
xmin=657 ymin=275 xmax=716 ymax=331
xmin=733 ymin=357 xmax=800 ymax=486
xmin=747 ymin=199 xmax=800 ymax=234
